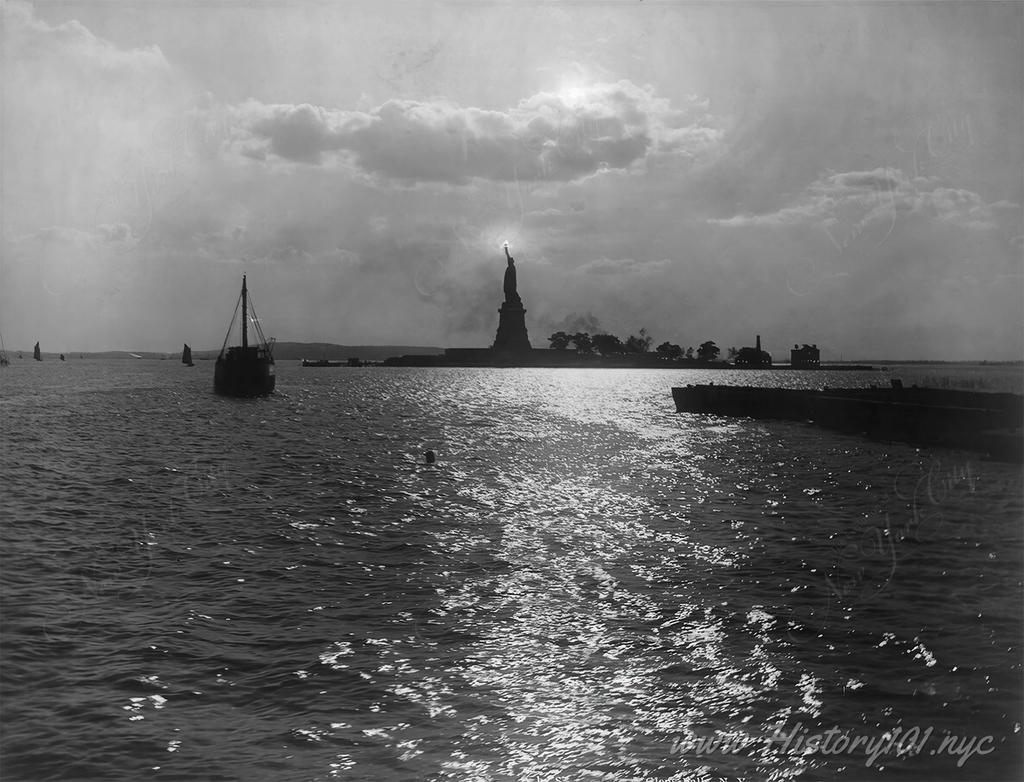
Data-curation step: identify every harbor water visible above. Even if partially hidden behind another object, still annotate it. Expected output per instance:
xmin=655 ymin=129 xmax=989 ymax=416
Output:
xmin=1 ymin=360 xmax=1021 ymax=781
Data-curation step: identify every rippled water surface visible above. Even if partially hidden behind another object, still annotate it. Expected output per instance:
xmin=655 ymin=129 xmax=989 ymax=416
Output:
xmin=1 ymin=361 xmax=1021 ymax=781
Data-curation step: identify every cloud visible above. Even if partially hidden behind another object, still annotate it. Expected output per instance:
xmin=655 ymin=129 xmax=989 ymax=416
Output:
xmin=552 ymin=312 xmax=605 ymax=334
xmin=226 ymin=81 xmax=721 ymax=183
xmin=711 ymin=167 xmax=1011 ymax=233
xmin=4 ymin=1 xmax=194 ymax=235
xmin=29 ymin=226 xmax=100 ymax=247
xmin=96 ymin=223 xmax=136 ymax=244
xmin=4 ymin=2 xmax=1019 ymax=360
xmin=22 ymin=223 xmax=137 ymax=248
xmin=574 ymin=257 xmax=672 ymax=276
xmin=5 ymin=0 xmax=170 ymax=78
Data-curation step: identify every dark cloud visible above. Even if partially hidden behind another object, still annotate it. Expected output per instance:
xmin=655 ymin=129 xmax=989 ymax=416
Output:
xmin=228 ymin=82 xmax=719 ymax=183
xmin=553 ymin=312 xmax=604 ymax=334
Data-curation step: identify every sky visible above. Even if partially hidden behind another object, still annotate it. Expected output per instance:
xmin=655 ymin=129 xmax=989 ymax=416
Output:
xmin=1 ymin=0 xmax=1021 ymax=359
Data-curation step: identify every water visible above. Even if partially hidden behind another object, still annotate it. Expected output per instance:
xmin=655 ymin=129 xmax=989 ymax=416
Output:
xmin=1 ymin=360 xmax=1021 ymax=781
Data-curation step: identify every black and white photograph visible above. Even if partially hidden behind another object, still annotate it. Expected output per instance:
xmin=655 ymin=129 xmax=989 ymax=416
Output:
xmin=1 ymin=1 xmax=1022 ymax=780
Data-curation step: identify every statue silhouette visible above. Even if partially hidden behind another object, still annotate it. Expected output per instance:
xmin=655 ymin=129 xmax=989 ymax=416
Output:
xmin=493 ymin=243 xmax=531 ymax=351
xmin=503 ymin=244 xmax=521 ymax=305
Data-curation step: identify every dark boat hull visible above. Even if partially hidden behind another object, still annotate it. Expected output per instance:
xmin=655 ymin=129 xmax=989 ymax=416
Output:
xmin=672 ymin=384 xmax=1023 ymax=461
xmin=214 ymin=347 xmax=276 ymax=397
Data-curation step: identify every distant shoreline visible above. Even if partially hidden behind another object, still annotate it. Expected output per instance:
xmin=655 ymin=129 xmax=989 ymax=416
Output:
xmin=8 ymin=346 xmax=1021 ymax=367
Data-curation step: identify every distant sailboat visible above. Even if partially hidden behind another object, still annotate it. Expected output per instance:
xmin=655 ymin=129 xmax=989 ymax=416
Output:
xmin=182 ymin=343 xmax=194 ymax=366
xmin=33 ymin=342 xmax=42 ymax=361
xmin=214 ymin=275 xmax=275 ymax=397
xmin=59 ymin=353 xmax=65 ymax=361
xmin=0 ymin=331 xmax=8 ymax=367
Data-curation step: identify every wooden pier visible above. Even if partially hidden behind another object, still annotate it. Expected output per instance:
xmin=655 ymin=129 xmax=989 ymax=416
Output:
xmin=672 ymin=382 xmax=1023 ymax=461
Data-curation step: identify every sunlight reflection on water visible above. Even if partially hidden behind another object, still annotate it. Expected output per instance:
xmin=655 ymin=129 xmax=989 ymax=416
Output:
xmin=0 ymin=362 xmax=1020 ymax=781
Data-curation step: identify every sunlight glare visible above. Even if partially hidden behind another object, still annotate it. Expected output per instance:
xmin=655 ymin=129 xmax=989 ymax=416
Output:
xmin=559 ymin=80 xmax=589 ymax=107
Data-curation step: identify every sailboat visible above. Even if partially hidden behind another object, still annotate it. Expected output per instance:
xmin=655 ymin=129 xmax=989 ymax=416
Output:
xmin=0 ymin=331 xmax=8 ymax=367
xmin=33 ymin=342 xmax=42 ymax=361
xmin=214 ymin=275 xmax=275 ymax=397
xmin=182 ymin=343 xmax=194 ymax=367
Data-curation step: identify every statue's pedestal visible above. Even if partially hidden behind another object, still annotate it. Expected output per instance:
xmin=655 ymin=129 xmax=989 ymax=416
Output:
xmin=493 ymin=302 xmax=532 ymax=352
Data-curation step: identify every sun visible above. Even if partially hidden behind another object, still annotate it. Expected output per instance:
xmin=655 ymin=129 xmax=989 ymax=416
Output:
xmin=558 ymin=80 xmax=589 ymax=107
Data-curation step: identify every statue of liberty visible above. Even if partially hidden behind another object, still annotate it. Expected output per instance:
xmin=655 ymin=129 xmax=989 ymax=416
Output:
xmin=493 ymin=241 xmax=531 ymax=351
xmin=503 ymin=242 xmax=522 ymax=305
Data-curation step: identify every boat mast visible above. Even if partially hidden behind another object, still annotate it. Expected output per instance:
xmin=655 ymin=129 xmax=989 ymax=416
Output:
xmin=242 ymin=275 xmax=248 ymax=349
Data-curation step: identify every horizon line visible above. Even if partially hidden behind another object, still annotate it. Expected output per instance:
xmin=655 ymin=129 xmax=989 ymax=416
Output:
xmin=7 ymin=345 xmax=1023 ymax=366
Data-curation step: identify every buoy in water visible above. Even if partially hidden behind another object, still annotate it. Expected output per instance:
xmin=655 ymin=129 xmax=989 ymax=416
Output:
xmin=425 ymin=450 xmax=436 ymax=464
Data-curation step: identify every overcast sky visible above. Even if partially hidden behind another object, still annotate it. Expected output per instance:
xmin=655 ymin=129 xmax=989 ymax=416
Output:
xmin=2 ymin=0 xmax=1021 ymax=358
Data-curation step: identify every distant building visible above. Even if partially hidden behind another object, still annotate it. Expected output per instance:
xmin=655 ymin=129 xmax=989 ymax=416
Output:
xmin=734 ymin=334 xmax=772 ymax=367
xmin=791 ymin=343 xmax=820 ymax=368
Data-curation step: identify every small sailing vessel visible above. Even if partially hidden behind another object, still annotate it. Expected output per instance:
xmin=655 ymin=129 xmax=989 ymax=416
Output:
xmin=182 ymin=343 xmax=194 ymax=366
xmin=0 ymin=332 xmax=8 ymax=367
xmin=59 ymin=354 xmax=66 ymax=361
xmin=33 ymin=342 xmax=42 ymax=361
xmin=214 ymin=275 xmax=275 ymax=397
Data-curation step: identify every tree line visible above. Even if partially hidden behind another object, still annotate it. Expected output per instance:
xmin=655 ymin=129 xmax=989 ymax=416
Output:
xmin=547 ymin=329 xmax=725 ymax=362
